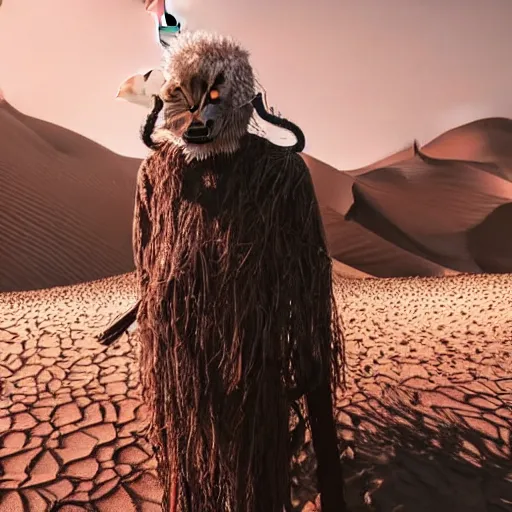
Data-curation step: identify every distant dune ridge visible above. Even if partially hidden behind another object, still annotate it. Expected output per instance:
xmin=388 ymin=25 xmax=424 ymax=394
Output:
xmin=0 ymin=92 xmax=511 ymax=291
xmin=0 ymin=95 xmax=138 ymax=291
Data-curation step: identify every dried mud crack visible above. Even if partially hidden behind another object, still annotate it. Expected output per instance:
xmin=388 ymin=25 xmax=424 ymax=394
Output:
xmin=1 ymin=273 xmax=511 ymax=511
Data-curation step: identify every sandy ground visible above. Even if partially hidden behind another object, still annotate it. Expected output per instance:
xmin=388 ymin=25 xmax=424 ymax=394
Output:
xmin=0 ymin=273 xmax=510 ymax=511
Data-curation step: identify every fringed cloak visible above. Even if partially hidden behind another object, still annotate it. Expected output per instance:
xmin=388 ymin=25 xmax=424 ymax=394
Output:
xmin=134 ymin=133 xmax=343 ymax=511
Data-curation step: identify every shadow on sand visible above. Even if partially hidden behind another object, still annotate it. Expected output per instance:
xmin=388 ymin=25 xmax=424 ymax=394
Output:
xmin=292 ymin=382 xmax=512 ymax=512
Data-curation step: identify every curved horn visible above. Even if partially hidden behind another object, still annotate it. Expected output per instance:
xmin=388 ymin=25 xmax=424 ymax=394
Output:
xmin=141 ymin=95 xmax=164 ymax=150
xmin=251 ymin=93 xmax=305 ymax=153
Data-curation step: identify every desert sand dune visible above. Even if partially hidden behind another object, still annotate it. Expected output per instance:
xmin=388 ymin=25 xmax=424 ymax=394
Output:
xmin=301 ymin=154 xmax=454 ymax=277
xmin=1 ymin=94 xmax=512 ymax=291
xmin=340 ymin=118 xmax=512 ymax=275
xmin=423 ymin=118 xmax=512 ymax=180
xmin=348 ymin=145 xmax=416 ymax=177
xmin=304 ymin=143 xmax=512 ymax=277
xmin=322 ymin=207 xmax=459 ymax=278
xmin=331 ymin=259 xmax=372 ymax=279
xmin=0 ymin=98 xmax=137 ymax=292
xmin=0 ymin=273 xmax=510 ymax=511
xmin=350 ymin=118 xmax=512 ymax=179
xmin=347 ymin=147 xmax=512 ymax=273
xmin=468 ymin=203 xmax=512 ymax=274
xmin=294 ymin=155 xmax=458 ymax=277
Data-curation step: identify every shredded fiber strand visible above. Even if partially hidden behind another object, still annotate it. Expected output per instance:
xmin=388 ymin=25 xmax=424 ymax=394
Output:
xmin=135 ymin=133 xmax=344 ymax=511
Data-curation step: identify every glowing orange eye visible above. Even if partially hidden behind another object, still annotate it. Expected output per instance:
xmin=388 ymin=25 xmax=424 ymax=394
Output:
xmin=209 ymin=89 xmax=220 ymax=100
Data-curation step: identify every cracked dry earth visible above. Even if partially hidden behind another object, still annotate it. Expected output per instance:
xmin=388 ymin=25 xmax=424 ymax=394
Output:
xmin=0 ymin=273 xmax=511 ymax=511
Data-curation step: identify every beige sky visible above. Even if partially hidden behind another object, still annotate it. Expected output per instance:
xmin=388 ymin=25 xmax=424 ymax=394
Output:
xmin=1 ymin=0 xmax=512 ymax=169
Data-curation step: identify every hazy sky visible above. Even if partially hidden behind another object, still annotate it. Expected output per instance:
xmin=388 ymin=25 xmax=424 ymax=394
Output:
xmin=1 ymin=0 xmax=512 ymax=169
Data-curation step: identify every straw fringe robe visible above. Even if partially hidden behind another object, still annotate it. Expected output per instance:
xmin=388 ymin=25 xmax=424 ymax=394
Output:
xmin=134 ymin=132 xmax=343 ymax=511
